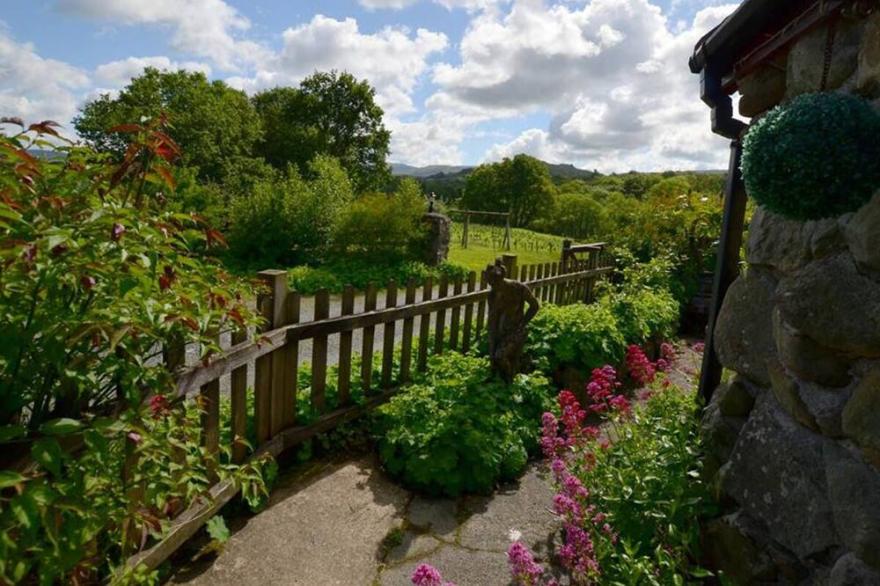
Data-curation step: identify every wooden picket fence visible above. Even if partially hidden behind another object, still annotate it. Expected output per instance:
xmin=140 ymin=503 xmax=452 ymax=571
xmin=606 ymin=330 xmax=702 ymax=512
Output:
xmin=126 ymin=245 xmax=611 ymax=571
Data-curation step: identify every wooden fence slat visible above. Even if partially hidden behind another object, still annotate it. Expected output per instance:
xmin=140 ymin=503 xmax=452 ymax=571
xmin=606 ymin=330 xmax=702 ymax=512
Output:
xmin=400 ymin=279 xmax=417 ymax=383
xmin=586 ymin=250 xmax=599 ymax=302
xmin=542 ymin=263 xmax=551 ymax=302
xmin=417 ymin=277 xmax=433 ymax=372
xmin=255 ymin=270 xmax=286 ymax=444
xmin=361 ymin=283 xmax=378 ymax=393
xmin=519 ymin=265 xmax=528 ymax=282
xmin=311 ymin=289 xmax=330 ymax=413
xmin=535 ymin=264 xmax=544 ymax=300
xmin=551 ymin=262 xmax=560 ymax=304
xmin=381 ymin=281 xmax=398 ymax=389
xmin=337 ymin=285 xmax=355 ymax=406
xmin=200 ymin=375 xmax=220 ymax=479
xmin=476 ymin=271 xmax=487 ymax=339
xmin=434 ymin=275 xmax=449 ymax=355
xmin=449 ymin=277 xmax=463 ymax=350
xmin=230 ymin=327 xmax=248 ymax=464
xmin=528 ymin=264 xmax=536 ymax=283
xmin=283 ymin=292 xmax=300 ymax=428
xmin=462 ymin=271 xmax=476 ymax=353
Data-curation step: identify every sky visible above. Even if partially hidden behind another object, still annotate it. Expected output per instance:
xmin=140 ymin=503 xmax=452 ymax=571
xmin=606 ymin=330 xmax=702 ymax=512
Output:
xmin=1 ymin=0 xmax=742 ymax=172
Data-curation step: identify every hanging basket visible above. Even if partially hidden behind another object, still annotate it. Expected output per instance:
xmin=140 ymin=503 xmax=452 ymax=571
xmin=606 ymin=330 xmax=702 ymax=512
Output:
xmin=741 ymin=92 xmax=880 ymax=220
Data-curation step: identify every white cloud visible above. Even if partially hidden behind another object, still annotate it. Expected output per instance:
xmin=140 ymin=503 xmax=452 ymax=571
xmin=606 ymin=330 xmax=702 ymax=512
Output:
xmin=230 ymin=15 xmax=447 ymax=117
xmin=359 ymin=0 xmax=506 ymax=11
xmin=0 ymin=32 xmax=90 ymax=131
xmin=56 ymin=0 xmax=270 ymax=71
xmin=94 ymin=56 xmax=212 ymax=88
xmin=430 ymin=0 xmax=739 ymax=171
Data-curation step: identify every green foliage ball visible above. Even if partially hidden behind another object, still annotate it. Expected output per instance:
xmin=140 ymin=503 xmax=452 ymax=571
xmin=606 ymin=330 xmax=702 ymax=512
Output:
xmin=742 ymin=92 xmax=880 ymax=220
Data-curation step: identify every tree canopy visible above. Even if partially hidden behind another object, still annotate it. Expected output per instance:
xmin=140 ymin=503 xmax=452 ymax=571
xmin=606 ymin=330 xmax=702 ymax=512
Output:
xmin=253 ymin=71 xmax=391 ymax=193
xmin=74 ymin=68 xmax=264 ymax=184
xmin=461 ymin=154 xmax=557 ymax=227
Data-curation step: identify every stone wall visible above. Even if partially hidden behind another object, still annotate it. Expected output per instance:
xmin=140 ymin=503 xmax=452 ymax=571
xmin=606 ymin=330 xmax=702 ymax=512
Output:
xmin=703 ymin=10 xmax=880 ymax=585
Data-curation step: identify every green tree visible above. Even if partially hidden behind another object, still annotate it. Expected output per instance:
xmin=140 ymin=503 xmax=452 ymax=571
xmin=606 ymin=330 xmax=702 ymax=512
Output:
xmin=253 ymin=71 xmax=391 ymax=193
xmin=461 ymin=154 xmax=556 ymax=227
xmin=74 ymin=67 xmax=263 ymax=184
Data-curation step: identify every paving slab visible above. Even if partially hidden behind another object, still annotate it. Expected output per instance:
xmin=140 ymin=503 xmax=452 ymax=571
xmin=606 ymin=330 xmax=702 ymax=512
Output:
xmin=169 ymin=456 xmax=408 ymax=586
xmin=379 ymin=546 xmax=512 ymax=586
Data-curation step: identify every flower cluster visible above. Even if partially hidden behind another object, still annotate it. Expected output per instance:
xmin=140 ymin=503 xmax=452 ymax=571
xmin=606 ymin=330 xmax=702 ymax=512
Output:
xmin=410 ymin=563 xmax=456 ymax=586
xmin=586 ymin=366 xmax=629 ymax=416
xmin=658 ymin=342 xmax=676 ymax=372
xmin=508 ymin=541 xmax=556 ymax=586
xmin=625 ymin=345 xmax=656 ymax=386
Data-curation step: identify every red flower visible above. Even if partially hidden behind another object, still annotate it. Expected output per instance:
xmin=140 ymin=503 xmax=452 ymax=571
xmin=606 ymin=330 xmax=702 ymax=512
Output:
xmin=149 ymin=395 xmax=171 ymax=418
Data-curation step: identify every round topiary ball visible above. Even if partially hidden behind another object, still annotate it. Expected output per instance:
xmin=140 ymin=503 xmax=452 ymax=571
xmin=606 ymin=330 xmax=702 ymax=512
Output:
xmin=741 ymin=92 xmax=880 ymax=220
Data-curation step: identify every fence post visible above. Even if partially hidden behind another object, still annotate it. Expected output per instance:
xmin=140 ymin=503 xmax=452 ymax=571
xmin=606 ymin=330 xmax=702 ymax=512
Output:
xmin=256 ymin=269 xmax=287 ymax=444
xmin=502 ymin=253 xmax=517 ymax=280
xmin=561 ymin=239 xmax=572 ymax=272
xmin=462 ymin=212 xmax=470 ymax=249
xmin=503 ymin=215 xmax=512 ymax=251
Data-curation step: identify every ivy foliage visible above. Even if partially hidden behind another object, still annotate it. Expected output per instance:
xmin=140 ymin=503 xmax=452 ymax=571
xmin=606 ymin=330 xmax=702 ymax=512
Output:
xmin=375 ymin=353 xmax=554 ymax=497
xmin=742 ymin=92 xmax=880 ymax=220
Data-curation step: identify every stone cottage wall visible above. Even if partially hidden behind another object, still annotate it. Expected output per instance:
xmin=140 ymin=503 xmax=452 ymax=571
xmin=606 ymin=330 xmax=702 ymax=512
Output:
xmin=702 ymin=11 xmax=880 ymax=585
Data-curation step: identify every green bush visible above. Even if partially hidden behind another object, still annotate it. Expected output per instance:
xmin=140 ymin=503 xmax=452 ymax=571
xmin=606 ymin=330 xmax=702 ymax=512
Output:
xmin=228 ymin=155 xmax=353 ymax=265
xmin=742 ymin=92 xmax=880 ymax=220
xmin=527 ymin=303 xmax=627 ymax=374
xmin=334 ymin=178 xmax=427 ymax=259
xmin=376 ymin=353 xmax=554 ymax=496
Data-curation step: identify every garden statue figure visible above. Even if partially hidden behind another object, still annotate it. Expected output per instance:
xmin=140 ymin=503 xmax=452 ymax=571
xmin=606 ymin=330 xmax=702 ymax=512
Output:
xmin=486 ymin=260 xmax=540 ymax=383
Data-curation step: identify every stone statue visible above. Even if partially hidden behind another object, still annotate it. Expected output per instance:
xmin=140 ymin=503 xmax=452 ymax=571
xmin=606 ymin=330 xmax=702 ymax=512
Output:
xmin=486 ymin=260 xmax=540 ymax=383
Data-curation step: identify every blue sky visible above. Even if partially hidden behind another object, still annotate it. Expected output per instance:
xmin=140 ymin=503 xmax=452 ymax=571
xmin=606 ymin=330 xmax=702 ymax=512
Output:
xmin=1 ymin=0 xmax=741 ymax=171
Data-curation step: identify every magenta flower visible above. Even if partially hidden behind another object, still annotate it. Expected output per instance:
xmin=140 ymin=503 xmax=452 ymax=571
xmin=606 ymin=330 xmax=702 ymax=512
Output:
xmin=507 ymin=541 xmax=548 ymax=586
xmin=411 ymin=563 xmax=455 ymax=586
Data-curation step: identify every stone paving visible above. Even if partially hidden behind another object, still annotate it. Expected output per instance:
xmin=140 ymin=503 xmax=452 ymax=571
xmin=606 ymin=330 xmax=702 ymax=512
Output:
xmin=169 ymin=457 xmax=560 ymax=586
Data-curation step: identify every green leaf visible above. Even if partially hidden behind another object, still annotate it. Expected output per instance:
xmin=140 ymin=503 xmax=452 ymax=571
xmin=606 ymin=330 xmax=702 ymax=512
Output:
xmin=0 ymin=424 xmax=26 ymax=442
xmin=38 ymin=418 xmax=84 ymax=436
xmin=31 ymin=438 xmax=65 ymax=477
xmin=205 ymin=515 xmax=230 ymax=543
xmin=0 ymin=470 xmax=27 ymax=488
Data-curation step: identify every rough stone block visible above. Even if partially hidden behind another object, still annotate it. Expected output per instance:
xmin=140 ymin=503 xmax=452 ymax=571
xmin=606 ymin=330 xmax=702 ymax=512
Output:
xmin=845 ymin=191 xmax=880 ymax=274
xmin=723 ymin=393 xmax=839 ymax=558
xmin=824 ymin=441 xmax=880 ymax=569
xmin=787 ymin=19 xmax=862 ymax=98
xmin=715 ymin=269 xmax=778 ymax=386
xmin=702 ymin=512 xmax=778 ymax=584
xmin=842 ymin=367 xmax=880 ymax=453
xmin=747 ymin=207 xmax=845 ymax=274
xmin=777 ymin=254 xmax=880 ymax=359
xmin=858 ymin=12 xmax=880 ymax=97
xmin=701 ymin=401 xmax=746 ymax=467
xmin=830 ymin=553 xmax=880 ymax=586
xmin=798 ymin=380 xmax=852 ymax=438
xmin=773 ymin=309 xmax=853 ymax=388
xmin=767 ymin=358 xmax=820 ymax=432
xmin=738 ymin=65 xmax=786 ymax=117
xmin=715 ymin=377 xmax=757 ymax=418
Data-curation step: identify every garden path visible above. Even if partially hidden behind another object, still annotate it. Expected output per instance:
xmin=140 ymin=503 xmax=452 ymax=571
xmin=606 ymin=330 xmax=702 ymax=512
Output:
xmin=167 ymin=345 xmax=702 ymax=585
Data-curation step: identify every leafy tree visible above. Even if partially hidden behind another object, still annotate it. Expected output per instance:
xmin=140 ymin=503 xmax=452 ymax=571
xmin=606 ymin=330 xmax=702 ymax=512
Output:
xmin=253 ymin=71 xmax=391 ymax=193
xmin=74 ymin=68 xmax=263 ymax=184
xmin=461 ymin=154 xmax=557 ymax=227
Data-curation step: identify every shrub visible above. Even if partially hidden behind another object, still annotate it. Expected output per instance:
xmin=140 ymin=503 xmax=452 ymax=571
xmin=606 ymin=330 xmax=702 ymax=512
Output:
xmin=376 ymin=353 xmax=554 ymax=496
xmin=288 ymin=259 xmax=469 ymax=294
xmin=600 ymin=287 xmax=679 ymax=347
xmin=228 ymin=155 xmax=353 ymax=265
xmin=511 ymin=373 xmax=715 ymax=585
xmin=742 ymin=92 xmax=880 ymax=220
xmin=334 ymin=177 xmax=427 ymax=259
xmin=527 ymin=303 xmax=626 ymax=375
xmin=0 ymin=120 xmax=268 ymax=583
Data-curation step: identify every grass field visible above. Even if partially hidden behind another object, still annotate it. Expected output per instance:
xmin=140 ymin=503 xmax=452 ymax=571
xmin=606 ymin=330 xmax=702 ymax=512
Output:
xmin=448 ymin=222 xmax=565 ymax=272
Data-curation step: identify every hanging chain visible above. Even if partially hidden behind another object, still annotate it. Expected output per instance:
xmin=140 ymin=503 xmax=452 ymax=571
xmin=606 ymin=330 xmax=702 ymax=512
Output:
xmin=820 ymin=15 xmax=839 ymax=91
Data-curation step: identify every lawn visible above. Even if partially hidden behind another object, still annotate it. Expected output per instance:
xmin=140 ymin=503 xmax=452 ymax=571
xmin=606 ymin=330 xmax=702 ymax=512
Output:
xmin=448 ymin=222 xmax=566 ymax=272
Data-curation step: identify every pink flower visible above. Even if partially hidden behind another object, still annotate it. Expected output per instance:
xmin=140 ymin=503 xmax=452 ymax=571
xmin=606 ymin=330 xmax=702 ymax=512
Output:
xmin=692 ymin=341 xmax=705 ymax=353
xmin=150 ymin=395 xmax=171 ymax=418
xmin=625 ymin=345 xmax=656 ymax=386
xmin=507 ymin=542 xmax=547 ymax=585
xmin=127 ymin=431 xmax=142 ymax=444
xmin=411 ymin=564 xmax=453 ymax=586
xmin=111 ymin=222 xmax=126 ymax=241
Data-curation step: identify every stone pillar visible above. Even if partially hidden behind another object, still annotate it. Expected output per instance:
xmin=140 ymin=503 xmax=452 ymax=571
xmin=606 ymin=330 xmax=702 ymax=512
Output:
xmin=420 ymin=212 xmax=451 ymax=266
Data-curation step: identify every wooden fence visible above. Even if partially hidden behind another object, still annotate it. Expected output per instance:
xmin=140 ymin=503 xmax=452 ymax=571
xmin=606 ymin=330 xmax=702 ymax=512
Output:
xmin=126 ymin=245 xmax=611 ymax=571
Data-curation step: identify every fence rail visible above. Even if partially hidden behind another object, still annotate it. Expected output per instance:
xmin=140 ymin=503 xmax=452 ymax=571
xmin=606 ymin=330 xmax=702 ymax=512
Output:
xmin=126 ymin=245 xmax=611 ymax=571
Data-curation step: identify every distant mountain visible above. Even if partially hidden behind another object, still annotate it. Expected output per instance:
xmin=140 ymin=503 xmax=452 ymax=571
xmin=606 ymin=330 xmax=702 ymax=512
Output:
xmin=392 ymin=160 xmax=598 ymax=181
xmin=391 ymin=163 xmax=473 ymax=177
